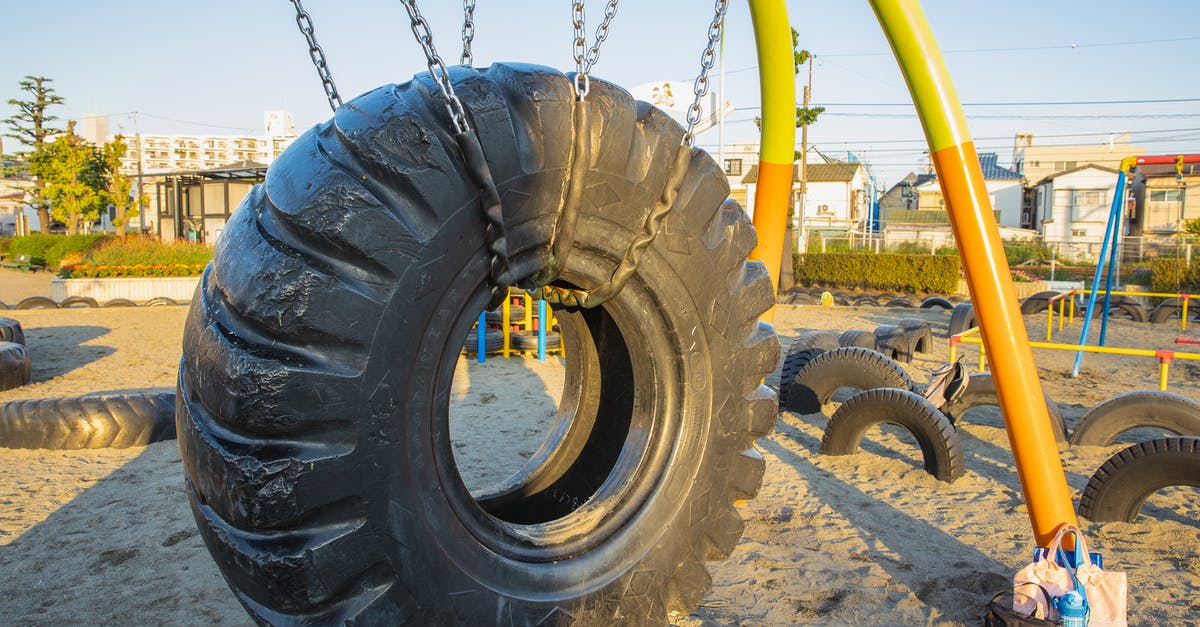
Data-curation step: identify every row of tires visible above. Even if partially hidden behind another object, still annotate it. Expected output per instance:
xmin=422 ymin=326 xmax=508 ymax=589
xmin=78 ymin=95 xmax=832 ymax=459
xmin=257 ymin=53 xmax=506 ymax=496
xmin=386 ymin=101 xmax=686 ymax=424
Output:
xmin=779 ymin=288 xmax=963 ymax=310
xmin=463 ymin=328 xmax=563 ymax=354
xmin=778 ymin=334 xmax=1200 ymax=523
xmin=0 ymin=296 xmax=183 ymax=310
xmin=946 ymin=291 xmax=1200 ymax=337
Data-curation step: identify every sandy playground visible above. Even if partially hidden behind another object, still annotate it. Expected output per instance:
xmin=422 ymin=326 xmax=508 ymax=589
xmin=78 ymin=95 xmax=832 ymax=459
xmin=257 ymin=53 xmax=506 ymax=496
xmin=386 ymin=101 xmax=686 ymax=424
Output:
xmin=0 ymin=268 xmax=1197 ymax=625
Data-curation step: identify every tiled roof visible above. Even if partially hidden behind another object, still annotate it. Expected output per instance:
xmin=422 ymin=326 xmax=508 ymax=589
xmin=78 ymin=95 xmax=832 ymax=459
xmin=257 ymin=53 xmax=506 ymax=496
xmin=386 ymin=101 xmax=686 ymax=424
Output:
xmin=976 ymin=152 xmax=1023 ymax=181
xmin=1033 ymin=164 xmax=1119 ymax=187
xmin=740 ymin=161 xmax=859 ymax=184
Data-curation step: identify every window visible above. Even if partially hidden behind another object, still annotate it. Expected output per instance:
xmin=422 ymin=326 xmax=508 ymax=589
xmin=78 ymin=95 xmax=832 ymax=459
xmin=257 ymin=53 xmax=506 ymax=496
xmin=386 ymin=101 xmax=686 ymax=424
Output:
xmin=1059 ymin=188 xmax=1108 ymax=222
xmin=1054 ymin=161 xmax=1077 ymax=171
xmin=1071 ymin=229 xmax=1087 ymax=237
xmin=1149 ymin=188 xmax=1181 ymax=202
xmin=723 ymin=159 xmax=742 ymax=176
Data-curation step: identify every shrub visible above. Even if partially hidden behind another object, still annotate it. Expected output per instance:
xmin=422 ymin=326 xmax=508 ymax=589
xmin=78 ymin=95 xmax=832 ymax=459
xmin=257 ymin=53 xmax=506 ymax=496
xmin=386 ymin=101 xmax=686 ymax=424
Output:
xmin=82 ymin=238 xmax=212 ymax=267
xmin=1150 ymin=258 xmax=1200 ymax=294
xmin=56 ymin=237 xmax=213 ymax=278
xmin=5 ymin=233 xmax=111 ymax=267
xmin=793 ymin=253 xmax=961 ymax=294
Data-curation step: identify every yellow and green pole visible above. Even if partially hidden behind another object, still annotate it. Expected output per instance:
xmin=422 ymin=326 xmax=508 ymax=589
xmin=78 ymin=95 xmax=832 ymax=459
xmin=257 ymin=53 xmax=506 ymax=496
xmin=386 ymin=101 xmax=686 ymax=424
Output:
xmin=747 ymin=0 xmax=796 ymax=325
xmin=869 ymin=0 xmax=1078 ymax=546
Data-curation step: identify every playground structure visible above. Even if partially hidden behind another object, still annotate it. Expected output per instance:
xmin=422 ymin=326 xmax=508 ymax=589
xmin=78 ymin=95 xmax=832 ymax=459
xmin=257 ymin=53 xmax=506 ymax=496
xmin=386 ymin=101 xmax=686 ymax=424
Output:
xmin=467 ymin=288 xmax=563 ymax=362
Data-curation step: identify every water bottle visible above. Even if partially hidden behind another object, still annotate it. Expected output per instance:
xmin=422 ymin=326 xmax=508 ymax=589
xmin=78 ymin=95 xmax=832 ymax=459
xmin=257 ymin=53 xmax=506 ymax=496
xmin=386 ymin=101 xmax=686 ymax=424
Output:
xmin=1056 ymin=589 xmax=1088 ymax=627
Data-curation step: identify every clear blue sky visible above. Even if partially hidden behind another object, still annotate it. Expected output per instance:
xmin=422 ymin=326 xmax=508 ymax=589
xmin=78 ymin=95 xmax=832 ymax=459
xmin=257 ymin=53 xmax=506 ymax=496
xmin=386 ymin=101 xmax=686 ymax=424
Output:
xmin=3 ymin=1 xmax=1198 ymax=186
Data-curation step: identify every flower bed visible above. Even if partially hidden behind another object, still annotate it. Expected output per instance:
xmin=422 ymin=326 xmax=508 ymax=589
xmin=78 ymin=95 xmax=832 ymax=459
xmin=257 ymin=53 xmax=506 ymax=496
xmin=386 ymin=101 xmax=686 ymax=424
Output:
xmin=59 ymin=263 xmax=207 ymax=278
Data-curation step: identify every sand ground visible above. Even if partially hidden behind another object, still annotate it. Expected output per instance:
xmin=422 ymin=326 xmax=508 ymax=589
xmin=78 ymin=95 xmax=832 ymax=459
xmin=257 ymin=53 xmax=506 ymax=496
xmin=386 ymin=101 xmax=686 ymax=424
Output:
xmin=0 ymin=283 xmax=1197 ymax=624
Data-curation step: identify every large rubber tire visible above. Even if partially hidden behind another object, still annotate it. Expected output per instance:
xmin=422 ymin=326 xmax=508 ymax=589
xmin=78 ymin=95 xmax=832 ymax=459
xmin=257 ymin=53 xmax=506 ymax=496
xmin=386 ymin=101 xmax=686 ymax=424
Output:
xmin=0 ymin=317 xmax=25 ymax=345
xmin=1078 ymin=437 xmax=1200 ymax=523
xmin=947 ymin=302 xmax=976 ymax=337
xmin=0 ymin=341 xmax=31 ymax=391
xmin=787 ymin=292 xmax=816 ymax=305
xmin=785 ymin=346 xmax=914 ymax=415
xmin=1069 ymin=390 xmax=1200 ymax=447
xmin=511 ymin=331 xmax=562 ymax=351
xmin=1149 ymin=298 xmax=1200 ymax=324
xmin=778 ymin=331 xmax=840 ymax=404
xmin=16 ymin=296 xmax=58 ymax=310
xmin=463 ymin=329 xmax=504 ymax=354
xmin=59 ymin=296 xmax=99 ymax=308
xmin=0 ymin=392 xmax=175 ymax=449
xmin=821 ymin=388 xmax=965 ymax=482
xmin=897 ymin=318 xmax=934 ymax=354
xmin=939 ymin=372 xmax=1068 ymax=443
xmin=920 ymin=296 xmax=952 ymax=310
xmin=873 ymin=324 xmax=912 ymax=363
xmin=101 ymin=298 xmax=138 ymax=308
xmin=853 ymin=295 xmax=879 ymax=307
xmin=1020 ymin=290 xmax=1063 ymax=316
xmin=145 ymin=296 xmax=180 ymax=307
xmin=1084 ymin=295 xmax=1147 ymax=322
xmin=176 ymin=65 xmax=778 ymax=624
xmin=884 ymin=297 xmax=916 ymax=308
xmin=838 ymin=329 xmax=876 ymax=350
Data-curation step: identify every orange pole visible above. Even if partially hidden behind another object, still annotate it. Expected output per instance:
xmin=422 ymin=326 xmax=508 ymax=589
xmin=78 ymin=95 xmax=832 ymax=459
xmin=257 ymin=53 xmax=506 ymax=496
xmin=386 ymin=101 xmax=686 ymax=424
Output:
xmin=872 ymin=0 xmax=1078 ymax=546
xmin=746 ymin=0 xmax=796 ymax=325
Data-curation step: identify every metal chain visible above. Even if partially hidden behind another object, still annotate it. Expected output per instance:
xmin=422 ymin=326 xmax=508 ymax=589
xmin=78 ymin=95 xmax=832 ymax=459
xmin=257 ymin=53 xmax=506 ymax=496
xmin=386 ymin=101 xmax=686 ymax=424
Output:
xmin=682 ymin=0 xmax=728 ymax=147
xmin=461 ymin=0 xmax=476 ymax=65
xmin=399 ymin=0 xmax=471 ymax=133
xmin=570 ymin=0 xmax=619 ymax=99
xmin=289 ymin=0 xmax=343 ymax=113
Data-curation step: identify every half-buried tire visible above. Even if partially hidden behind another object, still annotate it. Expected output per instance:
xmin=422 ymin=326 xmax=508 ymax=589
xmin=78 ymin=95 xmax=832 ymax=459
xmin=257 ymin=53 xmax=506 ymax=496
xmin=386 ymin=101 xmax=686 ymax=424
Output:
xmin=1078 ymin=437 xmax=1200 ymax=523
xmin=0 ymin=317 xmax=25 ymax=345
xmin=939 ymin=372 xmax=1068 ymax=443
xmin=821 ymin=388 xmax=965 ymax=482
xmin=873 ymin=324 xmax=912 ymax=363
xmin=785 ymin=346 xmax=914 ymax=415
xmin=0 ymin=341 xmax=31 ymax=392
xmin=176 ymin=65 xmax=778 ymax=624
xmin=1070 ymin=390 xmax=1200 ymax=447
xmin=897 ymin=318 xmax=934 ymax=354
xmin=778 ymin=330 xmax=840 ymax=404
xmin=947 ymin=302 xmax=976 ymax=337
xmin=0 ymin=393 xmax=175 ymax=449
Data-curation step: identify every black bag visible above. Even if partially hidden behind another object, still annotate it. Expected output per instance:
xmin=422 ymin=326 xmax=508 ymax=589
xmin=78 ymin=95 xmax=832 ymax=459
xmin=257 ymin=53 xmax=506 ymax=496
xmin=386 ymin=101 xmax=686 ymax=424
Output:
xmin=985 ymin=584 xmax=1057 ymax=626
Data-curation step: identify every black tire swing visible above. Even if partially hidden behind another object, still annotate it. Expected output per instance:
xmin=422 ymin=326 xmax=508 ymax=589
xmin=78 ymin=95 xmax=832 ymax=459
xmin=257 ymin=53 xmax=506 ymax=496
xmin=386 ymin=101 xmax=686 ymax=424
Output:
xmin=177 ymin=2 xmax=777 ymax=624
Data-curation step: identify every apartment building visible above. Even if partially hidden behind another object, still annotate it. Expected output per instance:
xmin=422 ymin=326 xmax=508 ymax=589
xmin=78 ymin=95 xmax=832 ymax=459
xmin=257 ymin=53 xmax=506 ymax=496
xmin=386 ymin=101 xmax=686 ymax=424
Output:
xmin=120 ymin=111 xmax=297 ymax=176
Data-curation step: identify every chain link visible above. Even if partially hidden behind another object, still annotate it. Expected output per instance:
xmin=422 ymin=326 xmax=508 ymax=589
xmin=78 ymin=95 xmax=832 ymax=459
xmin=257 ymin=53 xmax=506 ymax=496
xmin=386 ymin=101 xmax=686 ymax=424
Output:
xmin=399 ymin=0 xmax=471 ymax=134
xmin=461 ymin=0 xmax=476 ymax=65
xmin=289 ymin=0 xmax=343 ymax=113
xmin=682 ymin=0 xmax=727 ymax=146
xmin=570 ymin=0 xmax=619 ymax=99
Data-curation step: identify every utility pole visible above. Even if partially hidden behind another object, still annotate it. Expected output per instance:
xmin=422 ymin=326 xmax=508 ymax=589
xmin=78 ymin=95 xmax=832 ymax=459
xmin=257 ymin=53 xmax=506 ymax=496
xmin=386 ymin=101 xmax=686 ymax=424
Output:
xmin=798 ymin=54 xmax=813 ymax=252
xmin=132 ymin=111 xmax=145 ymax=236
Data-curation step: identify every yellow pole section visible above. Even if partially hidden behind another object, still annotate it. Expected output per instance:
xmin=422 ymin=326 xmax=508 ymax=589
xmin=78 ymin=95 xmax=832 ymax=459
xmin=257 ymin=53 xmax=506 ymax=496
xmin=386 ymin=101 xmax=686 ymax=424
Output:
xmin=747 ymin=0 xmax=796 ymax=324
xmin=870 ymin=0 xmax=1079 ymax=547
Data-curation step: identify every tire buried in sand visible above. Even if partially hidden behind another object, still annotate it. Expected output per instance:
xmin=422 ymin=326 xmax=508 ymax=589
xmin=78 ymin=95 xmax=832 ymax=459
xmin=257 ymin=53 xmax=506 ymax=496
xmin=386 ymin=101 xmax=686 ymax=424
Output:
xmin=820 ymin=387 xmax=965 ymax=482
xmin=1070 ymin=390 xmax=1200 ymax=447
xmin=0 ymin=393 xmax=175 ymax=449
xmin=176 ymin=65 xmax=778 ymax=624
xmin=1079 ymin=437 xmax=1200 ymax=523
xmin=0 ymin=341 xmax=31 ymax=392
xmin=939 ymin=372 xmax=1068 ymax=443
xmin=785 ymin=346 xmax=914 ymax=415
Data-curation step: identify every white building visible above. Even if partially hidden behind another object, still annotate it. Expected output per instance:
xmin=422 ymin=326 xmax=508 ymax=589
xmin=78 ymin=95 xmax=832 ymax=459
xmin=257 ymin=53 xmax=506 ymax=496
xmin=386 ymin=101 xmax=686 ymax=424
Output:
xmin=120 ymin=110 xmax=296 ymax=175
xmin=1032 ymin=164 xmax=1120 ymax=248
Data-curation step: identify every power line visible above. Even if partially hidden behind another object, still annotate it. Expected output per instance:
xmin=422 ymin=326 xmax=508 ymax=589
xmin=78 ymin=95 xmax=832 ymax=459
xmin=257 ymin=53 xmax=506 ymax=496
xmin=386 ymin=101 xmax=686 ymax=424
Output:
xmin=814 ymin=97 xmax=1200 ymax=107
xmin=820 ymin=35 xmax=1200 ymax=58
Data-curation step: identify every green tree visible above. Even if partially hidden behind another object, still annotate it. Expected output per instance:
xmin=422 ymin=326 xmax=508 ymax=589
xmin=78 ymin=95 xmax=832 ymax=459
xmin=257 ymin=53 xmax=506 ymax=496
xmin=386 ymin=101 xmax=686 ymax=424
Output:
xmin=29 ymin=124 xmax=113 ymax=235
xmin=3 ymin=75 xmax=65 ymax=231
xmin=101 ymin=135 xmax=145 ymax=235
xmin=1184 ymin=217 xmax=1200 ymax=238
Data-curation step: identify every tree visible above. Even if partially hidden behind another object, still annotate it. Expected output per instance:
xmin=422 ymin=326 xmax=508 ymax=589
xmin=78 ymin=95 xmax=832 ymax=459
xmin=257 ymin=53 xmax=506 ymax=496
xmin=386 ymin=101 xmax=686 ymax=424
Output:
xmin=101 ymin=136 xmax=145 ymax=235
xmin=29 ymin=123 xmax=112 ymax=235
xmin=1184 ymin=217 xmax=1200 ymax=238
xmin=4 ymin=75 xmax=65 ymax=231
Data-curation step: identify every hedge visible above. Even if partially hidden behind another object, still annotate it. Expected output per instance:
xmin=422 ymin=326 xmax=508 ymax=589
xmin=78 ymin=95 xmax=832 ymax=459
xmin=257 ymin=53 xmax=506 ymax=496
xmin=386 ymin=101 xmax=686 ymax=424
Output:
xmin=793 ymin=252 xmax=961 ymax=294
xmin=3 ymin=233 xmax=111 ymax=268
xmin=1150 ymin=258 xmax=1200 ymax=294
